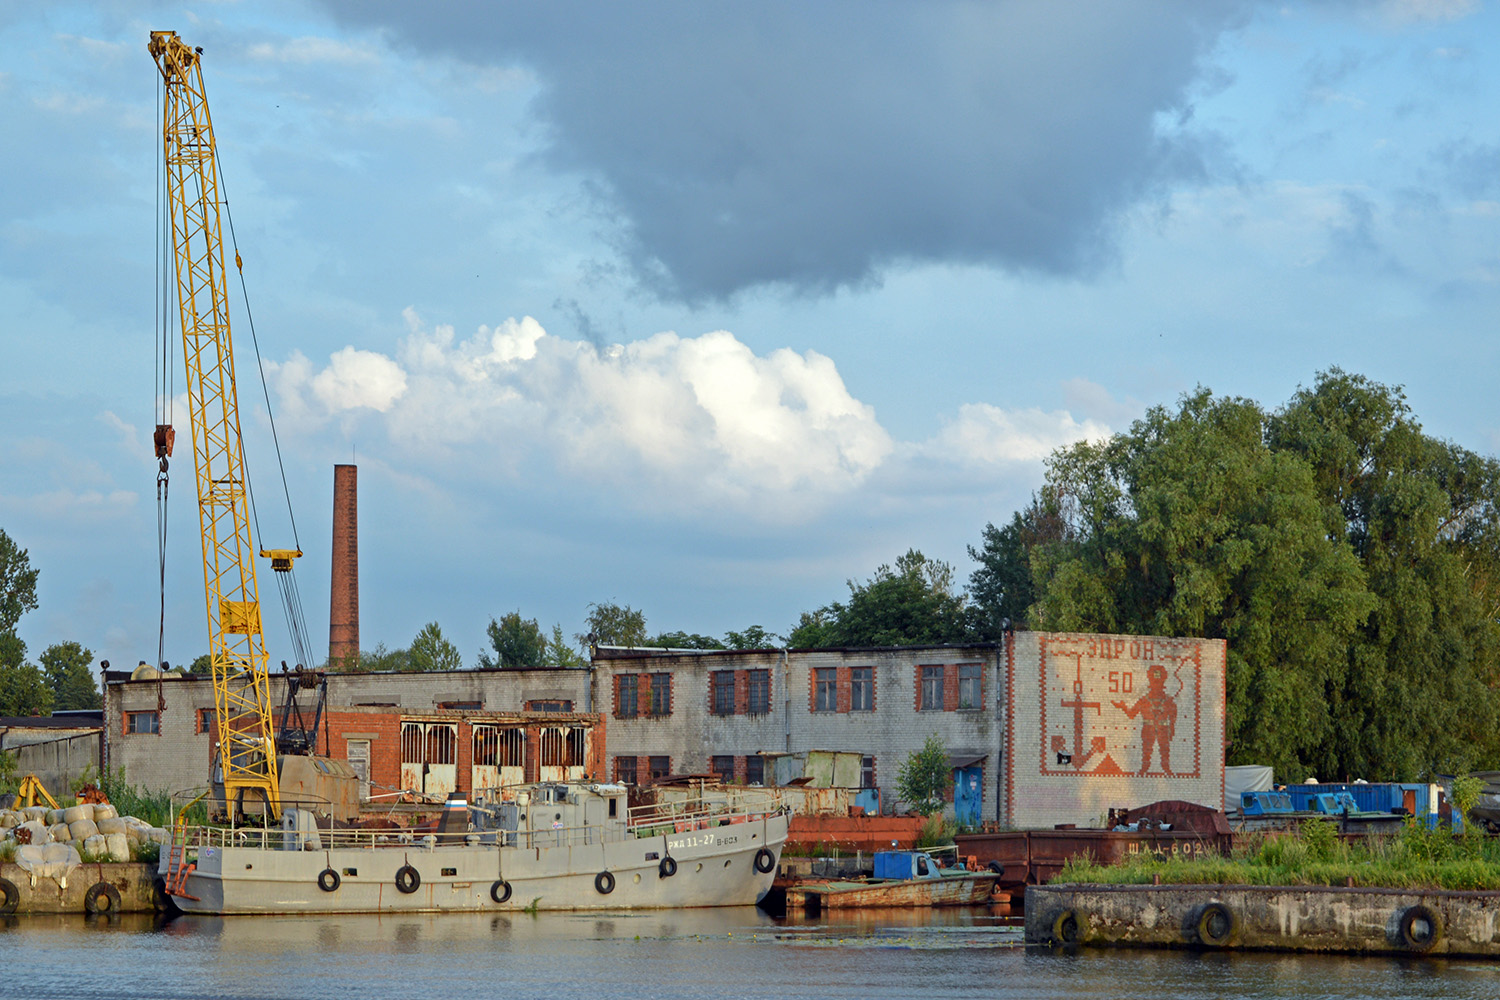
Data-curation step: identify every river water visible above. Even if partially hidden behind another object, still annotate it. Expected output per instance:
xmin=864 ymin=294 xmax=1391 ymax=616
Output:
xmin=7 ymin=906 xmax=1500 ymax=1000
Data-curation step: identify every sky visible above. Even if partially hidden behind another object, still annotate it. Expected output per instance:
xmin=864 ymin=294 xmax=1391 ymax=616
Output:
xmin=2 ymin=0 xmax=1498 ymax=672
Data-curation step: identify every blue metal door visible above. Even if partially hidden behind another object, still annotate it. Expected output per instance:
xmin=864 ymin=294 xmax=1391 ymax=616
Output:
xmin=953 ymin=765 xmax=982 ymax=826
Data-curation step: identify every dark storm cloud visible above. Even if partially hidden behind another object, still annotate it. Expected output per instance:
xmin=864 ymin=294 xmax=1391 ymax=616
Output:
xmin=317 ymin=1 xmax=1253 ymax=301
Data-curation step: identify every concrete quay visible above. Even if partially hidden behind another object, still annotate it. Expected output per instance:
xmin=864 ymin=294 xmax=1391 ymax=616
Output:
xmin=1 ymin=862 xmax=162 ymax=915
xmin=1026 ymin=883 xmax=1500 ymax=957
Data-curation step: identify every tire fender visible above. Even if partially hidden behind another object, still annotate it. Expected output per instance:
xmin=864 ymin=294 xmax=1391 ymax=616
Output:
xmin=753 ymin=848 xmax=776 ymax=874
xmin=595 ymin=870 xmax=615 ymax=895
xmin=1397 ymin=904 xmax=1441 ymax=951
xmin=490 ymin=880 xmax=512 ymax=904
xmin=395 ymin=864 xmax=420 ymax=894
xmin=0 ymin=877 xmax=18 ymax=915
xmin=658 ymin=856 xmax=677 ymax=879
xmin=318 ymin=868 xmax=341 ymax=893
xmin=84 ymin=881 xmax=122 ymax=915
xmin=1051 ymin=909 xmax=1084 ymax=946
xmin=1195 ymin=902 xmax=1235 ymax=947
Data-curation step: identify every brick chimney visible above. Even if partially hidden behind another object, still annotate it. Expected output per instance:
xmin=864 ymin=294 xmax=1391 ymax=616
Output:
xmin=329 ymin=464 xmax=359 ymax=669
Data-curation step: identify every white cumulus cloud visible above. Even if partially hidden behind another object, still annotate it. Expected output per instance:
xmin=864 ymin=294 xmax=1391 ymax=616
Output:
xmin=931 ymin=403 xmax=1111 ymax=465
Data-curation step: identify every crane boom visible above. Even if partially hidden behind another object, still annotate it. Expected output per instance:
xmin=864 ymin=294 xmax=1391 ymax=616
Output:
xmin=150 ymin=30 xmax=284 ymax=818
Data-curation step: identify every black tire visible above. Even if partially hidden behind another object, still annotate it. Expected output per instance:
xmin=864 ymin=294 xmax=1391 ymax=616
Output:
xmin=84 ymin=882 xmax=121 ymax=916
xmin=987 ymin=861 xmax=1005 ymax=876
xmin=1051 ymin=909 xmax=1083 ymax=946
xmin=395 ymin=864 xmax=420 ymax=894
xmin=490 ymin=880 xmax=512 ymax=904
xmin=1397 ymin=904 xmax=1441 ymax=951
xmin=1196 ymin=902 xmax=1235 ymax=947
xmin=753 ymin=848 xmax=776 ymax=874
xmin=318 ymin=868 xmax=341 ymax=893
xmin=658 ymin=856 xmax=677 ymax=879
xmin=595 ymin=870 xmax=615 ymax=895
xmin=0 ymin=877 xmax=17 ymax=915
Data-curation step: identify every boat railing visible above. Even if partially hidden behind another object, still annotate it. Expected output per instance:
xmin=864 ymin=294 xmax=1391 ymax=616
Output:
xmin=625 ymin=797 xmax=787 ymax=838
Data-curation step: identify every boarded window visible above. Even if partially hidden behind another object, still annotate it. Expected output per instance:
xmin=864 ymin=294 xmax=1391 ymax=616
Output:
xmin=615 ymin=757 xmax=637 ymax=784
xmin=711 ymin=755 xmax=735 ymax=782
xmin=526 ymin=699 xmax=572 ymax=713
xmin=745 ymin=755 xmax=764 ymax=786
xmin=958 ymin=663 xmax=982 ymax=710
xmin=919 ymin=665 xmax=944 ymax=711
xmin=648 ymin=755 xmax=671 ymax=780
xmin=850 ymin=667 xmax=874 ymax=712
xmin=747 ymin=670 xmax=770 ymax=715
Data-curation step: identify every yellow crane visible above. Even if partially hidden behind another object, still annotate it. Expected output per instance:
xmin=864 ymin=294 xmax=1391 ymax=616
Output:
xmin=149 ymin=30 xmax=297 ymax=820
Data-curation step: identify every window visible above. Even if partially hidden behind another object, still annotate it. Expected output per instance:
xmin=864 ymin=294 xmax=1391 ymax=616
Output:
xmin=439 ymin=700 xmax=483 ymax=711
xmin=649 ymin=673 xmax=671 ymax=717
xmin=615 ymin=757 xmax=637 ymax=785
xmin=616 ymin=675 xmax=638 ymax=719
xmin=919 ymin=665 xmax=944 ymax=711
xmin=850 ymin=667 xmax=874 ymax=712
xmin=526 ymin=699 xmax=572 ymax=713
xmin=126 ymin=711 xmax=159 ymax=735
xmin=712 ymin=670 xmax=736 ymax=716
xmin=745 ymin=755 xmax=764 ymax=786
xmin=814 ymin=668 xmax=837 ymax=712
xmin=747 ymin=669 xmax=770 ymax=715
xmin=861 ymin=755 xmax=876 ymax=789
xmin=958 ymin=664 xmax=982 ymax=710
xmin=648 ymin=755 xmax=671 ymax=781
xmin=196 ymin=707 xmax=215 ymax=734
xmin=711 ymin=755 xmax=736 ymax=783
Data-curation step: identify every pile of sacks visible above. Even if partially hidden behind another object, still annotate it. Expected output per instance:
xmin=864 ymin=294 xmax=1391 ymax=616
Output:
xmin=0 ymin=802 xmax=171 ymax=862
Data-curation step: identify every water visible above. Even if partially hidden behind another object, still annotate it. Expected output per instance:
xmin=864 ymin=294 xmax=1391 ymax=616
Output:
xmin=5 ymin=907 xmax=1500 ymax=1000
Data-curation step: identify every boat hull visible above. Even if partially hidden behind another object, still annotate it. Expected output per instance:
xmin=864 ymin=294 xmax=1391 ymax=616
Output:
xmin=166 ymin=814 xmax=788 ymax=915
xmin=787 ymin=872 xmax=999 ymax=911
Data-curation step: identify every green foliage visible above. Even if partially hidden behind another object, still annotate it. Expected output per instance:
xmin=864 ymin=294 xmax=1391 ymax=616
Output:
xmin=1453 ymin=774 xmax=1485 ymax=823
xmin=986 ymin=370 xmax=1500 ymax=780
xmin=188 ymin=654 xmax=213 ymax=675
xmin=40 ymin=641 xmax=99 ymax=710
xmin=0 ymin=748 xmax=17 ymax=792
xmin=724 ymin=625 xmax=779 ymax=650
xmin=0 ymin=529 xmax=39 ymax=638
xmin=578 ymin=602 xmax=648 ymax=649
xmin=408 ymin=622 xmax=463 ymax=672
xmin=1054 ymin=816 xmax=1500 ymax=890
xmin=481 ymin=611 xmax=547 ymax=669
xmin=0 ymin=840 xmax=15 ymax=863
xmin=98 ymin=765 xmax=192 ymax=829
xmin=792 ymin=550 xmax=972 ymax=648
xmin=913 ymin=814 xmax=957 ymax=849
xmin=544 ymin=624 xmax=588 ymax=668
xmin=357 ymin=643 xmax=411 ymax=673
xmin=896 ymin=733 xmax=952 ymax=815
xmin=644 ymin=631 xmax=726 ymax=650
xmin=132 ymin=840 xmax=161 ymax=864
xmin=0 ymin=659 xmax=53 ymax=717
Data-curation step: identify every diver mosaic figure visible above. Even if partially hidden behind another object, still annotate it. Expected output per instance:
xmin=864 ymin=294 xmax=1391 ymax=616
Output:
xmin=1112 ymin=664 xmax=1177 ymax=775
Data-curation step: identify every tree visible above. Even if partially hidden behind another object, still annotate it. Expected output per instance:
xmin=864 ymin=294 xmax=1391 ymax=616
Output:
xmin=544 ymin=624 xmax=588 ymax=668
xmin=188 ymin=654 xmax=213 ymax=675
xmin=39 ymin=641 xmax=99 ymax=710
xmin=577 ymin=602 xmax=647 ymax=649
xmin=481 ymin=611 xmax=548 ymax=669
xmin=0 ymin=661 xmax=53 ymax=717
xmin=789 ymin=550 xmax=972 ymax=648
xmin=897 ymin=734 xmax=952 ymax=815
xmin=0 ymin=529 xmax=39 ymax=638
xmin=408 ymin=622 xmax=463 ymax=672
xmin=724 ymin=625 xmax=779 ymax=649
xmin=358 ymin=643 xmax=411 ymax=672
xmin=645 ymin=631 xmax=725 ymax=650
xmin=990 ymin=371 xmax=1500 ymax=780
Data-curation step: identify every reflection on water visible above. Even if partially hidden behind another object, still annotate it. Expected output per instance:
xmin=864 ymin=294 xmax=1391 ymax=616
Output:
xmin=6 ymin=908 xmax=1500 ymax=1000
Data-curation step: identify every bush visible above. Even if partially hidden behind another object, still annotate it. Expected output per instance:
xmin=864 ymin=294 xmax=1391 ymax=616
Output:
xmin=896 ymin=734 xmax=952 ymax=815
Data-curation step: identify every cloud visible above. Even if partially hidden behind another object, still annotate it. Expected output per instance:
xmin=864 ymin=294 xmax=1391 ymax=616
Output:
xmin=314 ymin=1 xmax=1253 ymax=301
xmin=1378 ymin=0 xmax=1480 ymax=25
xmin=269 ymin=315 xmax=1108 ymax=519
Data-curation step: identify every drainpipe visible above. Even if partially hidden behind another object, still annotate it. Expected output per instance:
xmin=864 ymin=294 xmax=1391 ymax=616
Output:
xmin=781 ymin=648 xmax=791 ymax=753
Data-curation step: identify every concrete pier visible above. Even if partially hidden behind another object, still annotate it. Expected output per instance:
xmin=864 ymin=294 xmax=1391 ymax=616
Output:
xmin=1026 ymin=883 xmax=1500 ymax=957
xmin=1 ymin=862 xmax=163 ymax=915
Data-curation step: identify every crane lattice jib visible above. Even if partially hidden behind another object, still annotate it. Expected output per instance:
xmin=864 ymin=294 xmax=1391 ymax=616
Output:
xmin=150 ymin=30 xmax=280 ymax=817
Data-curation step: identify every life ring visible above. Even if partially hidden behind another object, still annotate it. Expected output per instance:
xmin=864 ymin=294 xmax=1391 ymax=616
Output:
xmin=753 ymin=848 xmax=776 ymax=874
xmin=1195 ymin=902 xmax=1235 ymax=947
xmin=0 ymin=877 xmax=18 ymax=915
xmin=395 ymin=864 xmax=421 ymax=894
xmin=318 ymin=868 xmax=341 ymax=892
xmin=595 ymin=871 xmax=615 ymax=895
xmin=84 ymin=882 xmax=122 ymax=915
xmin=659 ymin=856 xmax=678 ymax=879
xmin=1051 ymin=909 xmax=1083 ymax=946
xmin=1397 ymin=904 xmax=1441 ymax=951
xmin=490 ymin=880 xmax=512 ymax=904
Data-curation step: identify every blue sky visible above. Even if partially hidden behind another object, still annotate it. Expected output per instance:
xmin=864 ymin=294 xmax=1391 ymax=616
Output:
xmin=2 ymin=1 xmax=1497 ymax=670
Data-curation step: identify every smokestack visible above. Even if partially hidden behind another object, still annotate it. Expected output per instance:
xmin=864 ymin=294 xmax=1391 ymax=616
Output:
xmin=329 ymin=464 xmax=359 ymax=669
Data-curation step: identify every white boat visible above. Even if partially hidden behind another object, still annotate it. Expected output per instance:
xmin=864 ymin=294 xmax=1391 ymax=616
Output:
xmin=159 ymin=783 xmax=788 ymax=915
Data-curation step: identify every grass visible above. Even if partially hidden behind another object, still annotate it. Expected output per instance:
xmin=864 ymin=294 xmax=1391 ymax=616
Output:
xmin=1052 ymin=818 xmax=1500 ymax=892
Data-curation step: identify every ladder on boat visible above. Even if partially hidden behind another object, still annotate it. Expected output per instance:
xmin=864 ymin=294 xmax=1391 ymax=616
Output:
xmin=162 ymin=824 xmax=199 ymax=900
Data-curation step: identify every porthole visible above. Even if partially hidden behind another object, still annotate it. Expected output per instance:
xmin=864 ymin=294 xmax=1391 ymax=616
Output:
xmin=633 ymin=873 xmax=642 ymax=884
xmin=695 ymin=863 xmax=703 ymax=873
